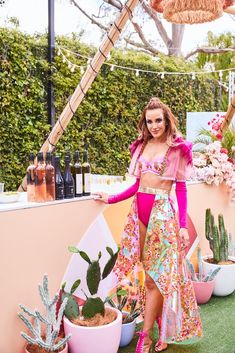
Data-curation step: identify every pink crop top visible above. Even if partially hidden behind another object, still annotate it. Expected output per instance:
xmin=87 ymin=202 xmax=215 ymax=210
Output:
xmin=137 ymin=155 xmax=165 ymax=176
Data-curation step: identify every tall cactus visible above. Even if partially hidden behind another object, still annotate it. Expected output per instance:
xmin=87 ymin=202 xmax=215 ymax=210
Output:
xmin=18 ymin=275 xmax=71 ymax=351
xmin=63 ymin=246 xmax=119 ymax=320
xmin=205 ymin=209 xmax=229 ymax=263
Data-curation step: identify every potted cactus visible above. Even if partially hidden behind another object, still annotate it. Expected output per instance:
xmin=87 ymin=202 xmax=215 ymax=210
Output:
xmin=186 ymin=248 xmax=221 ymax=304
xmin=18 ymin=274 xmax=71 ymax=353
xmin=105 ymin=287 xmax=141 ymax=347
xmin=202 ymin=209 xmax=235 ymax=296
xmin=62 ymin=246 xmax=122 ymax=353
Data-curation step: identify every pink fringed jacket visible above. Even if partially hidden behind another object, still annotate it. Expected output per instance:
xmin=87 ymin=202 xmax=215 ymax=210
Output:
xmin=128 ymin=136 xmax=193 ymax=182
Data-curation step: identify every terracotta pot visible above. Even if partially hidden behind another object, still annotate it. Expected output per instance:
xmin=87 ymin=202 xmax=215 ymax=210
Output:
xmin=192 ymin=278 xmax=215 ymax=304
xmin=64 ymin=307 xmax=122 ymax=353
xmin=25 ymin=342 xmax=68 ymax=353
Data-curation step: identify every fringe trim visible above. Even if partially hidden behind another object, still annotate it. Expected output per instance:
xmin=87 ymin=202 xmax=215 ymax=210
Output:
xmin=163 ymin=0 xmax=224 ymax=24
xmin=150 ymin=0 xmax=164 ymax=13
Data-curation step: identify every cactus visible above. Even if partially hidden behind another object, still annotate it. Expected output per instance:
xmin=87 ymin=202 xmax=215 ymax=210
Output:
xmin=204 ymin=267 xmax=221 ymax=282
xmin=18 ymin=274 xmax=71 ymax=352
xmin=205 ymin=208 xmax=229 ymax=263
xmin=186 ymin=247 xmax=221 ymax=282
xmin=105 ymin=287 xmax=141 ymax=324
xmin=64 ymin=246 xmax=119 ymax=320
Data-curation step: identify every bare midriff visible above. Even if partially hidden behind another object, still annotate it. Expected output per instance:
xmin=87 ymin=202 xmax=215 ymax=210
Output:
xmin=140 ymin=172 xmax=173 ymax=192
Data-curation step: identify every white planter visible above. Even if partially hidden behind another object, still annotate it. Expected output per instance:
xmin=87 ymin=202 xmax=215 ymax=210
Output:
xmin=63 ymin=307 xmax=122 ymax=353
xmin=202 ymin=256 xmax=235 ymax=296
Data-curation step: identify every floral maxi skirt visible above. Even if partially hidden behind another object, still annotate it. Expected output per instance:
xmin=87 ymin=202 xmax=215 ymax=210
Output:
xmin=113 ymin=192 xmax=203 ymax=344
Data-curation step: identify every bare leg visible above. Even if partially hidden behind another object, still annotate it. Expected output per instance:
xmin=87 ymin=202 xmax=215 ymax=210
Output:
xmin=139 ymin=220 xmax=168 ymax=352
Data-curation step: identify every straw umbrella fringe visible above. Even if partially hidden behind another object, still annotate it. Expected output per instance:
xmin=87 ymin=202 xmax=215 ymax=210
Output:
xmin=163 ymin=0 xmax=224 ymax=24
xmin=18 ymin=0 xmax=140 ymax=192
xmin=223 ymin=0 xmax=235 ymax=9
xmin=149 ymin=0 xmax=164 ymax=13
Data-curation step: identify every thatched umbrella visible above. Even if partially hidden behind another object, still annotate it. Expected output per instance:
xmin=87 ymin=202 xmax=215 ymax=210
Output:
xmin=149 ymin=0 xmax=164 ymax=12
xmin=149 ymin=0 xmax=235 ymax=20
xmin=163 ymin=0 xmax=224 ymax=24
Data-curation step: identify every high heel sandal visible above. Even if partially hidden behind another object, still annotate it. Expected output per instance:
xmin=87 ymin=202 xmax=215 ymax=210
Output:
xmin=154 ymin=341 xmax=168 ymax=352
xmin=135 ymin=331 xmax=153 ymax=353
xmin=155 ymin=317 xmax=168 ymax=352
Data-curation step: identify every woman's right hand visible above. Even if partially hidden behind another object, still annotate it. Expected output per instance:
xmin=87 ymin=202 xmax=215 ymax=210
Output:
xmin=92 ymin=192 xmax=109 ymax=203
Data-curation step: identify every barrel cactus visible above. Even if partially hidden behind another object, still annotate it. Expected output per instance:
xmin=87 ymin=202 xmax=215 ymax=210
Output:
xmin=63 ymin=247 xmax=118 ymax=320
xmin=205 ymin=208 xmax=230 ymax=263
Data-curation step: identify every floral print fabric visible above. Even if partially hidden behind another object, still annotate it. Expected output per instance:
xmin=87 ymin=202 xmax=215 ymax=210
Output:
xmin=113 ymin=193 xmax=203 ymax=343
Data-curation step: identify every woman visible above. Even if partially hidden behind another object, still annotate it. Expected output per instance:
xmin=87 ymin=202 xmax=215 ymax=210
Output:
xmin=94 ymin=97 xmax=202 ymax=352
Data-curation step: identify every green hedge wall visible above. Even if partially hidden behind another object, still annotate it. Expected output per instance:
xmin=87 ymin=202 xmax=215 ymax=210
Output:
xmin=0 ymin=28 xmax=220 ymax=190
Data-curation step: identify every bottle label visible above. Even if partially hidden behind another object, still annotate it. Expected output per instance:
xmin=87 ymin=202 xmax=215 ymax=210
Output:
xmin=76 ymin=174 xmax=83 ymax=194
xmin=65 ymin=185 xmax=75 ymax=198
xmin=84 ymin=173 xmax=91 ymax=193
xmin=56 ymin=184 xmax=64 ymax=199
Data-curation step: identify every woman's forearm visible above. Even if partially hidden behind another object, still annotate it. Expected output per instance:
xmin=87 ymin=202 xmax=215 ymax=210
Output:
xmin=108 ymin=178 xmax=140 ymax=204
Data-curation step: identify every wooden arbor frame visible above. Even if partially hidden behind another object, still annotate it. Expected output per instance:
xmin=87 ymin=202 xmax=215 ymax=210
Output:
xmin=18 ymin=0 xmax=235 ymax=191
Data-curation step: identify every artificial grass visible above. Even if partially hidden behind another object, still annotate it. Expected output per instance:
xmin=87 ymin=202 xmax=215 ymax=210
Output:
xmin=118 ymin=291 xmax=235 ymax=353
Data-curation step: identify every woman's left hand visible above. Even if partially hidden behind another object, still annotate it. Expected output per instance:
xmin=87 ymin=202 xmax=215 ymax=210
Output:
xmin=179 ymin=228 xmax=190 ymax=250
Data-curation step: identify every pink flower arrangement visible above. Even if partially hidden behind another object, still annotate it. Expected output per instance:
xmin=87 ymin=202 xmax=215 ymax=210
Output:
xmin=207 ymin=113 xmax=225 ymax=140
xmin=193 ymin=141 xmax=234 ymax=186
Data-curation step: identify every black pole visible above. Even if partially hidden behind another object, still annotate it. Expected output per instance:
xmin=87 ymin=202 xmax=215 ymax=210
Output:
xmin=48 ymin=0 xmax=55 ymax=127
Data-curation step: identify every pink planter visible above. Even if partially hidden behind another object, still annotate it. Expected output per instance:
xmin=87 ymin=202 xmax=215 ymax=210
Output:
xmin=192 ymin=279 xmax=215 ymax=304
xmin=63 ymin=307 xmax=122 ymax=353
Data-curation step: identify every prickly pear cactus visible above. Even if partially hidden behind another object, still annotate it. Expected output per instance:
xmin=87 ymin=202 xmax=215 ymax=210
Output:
xmin=68 ymin=246 xmax=119 ymax=320
xmin=82 ymin=297 xmax=105 ymax=318
xmin=61 ymin=280 xmax=80 ymax=320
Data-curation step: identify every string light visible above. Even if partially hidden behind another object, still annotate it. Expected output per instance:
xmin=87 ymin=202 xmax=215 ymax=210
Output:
xmin=57 ymin=46 xmax=235 ymax=81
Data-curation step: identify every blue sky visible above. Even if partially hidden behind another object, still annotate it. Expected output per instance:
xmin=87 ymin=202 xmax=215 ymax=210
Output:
xmin=0 ymin=0 xmax=234 ymax=55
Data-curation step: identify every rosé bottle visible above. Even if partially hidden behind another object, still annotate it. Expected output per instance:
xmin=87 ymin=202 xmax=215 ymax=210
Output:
xmin=26 ymin=152 xmax=36 ymax=202
xmin=35 ymin=152 xmax=47 ymax=202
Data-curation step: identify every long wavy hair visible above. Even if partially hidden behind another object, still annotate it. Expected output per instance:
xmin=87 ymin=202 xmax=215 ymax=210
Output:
xmin=137 ymin=97 xmax=180 ymax=146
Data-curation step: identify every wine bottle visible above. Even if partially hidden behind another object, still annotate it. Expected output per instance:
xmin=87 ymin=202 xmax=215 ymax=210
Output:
xmin=45 ymin=152 xmax=55 ymax=201
xmin=26 ymin=152 xmax=36 ymax=202
xmin=82 ymin=150 xmax=91 ymax=196
xmin=35 ymin=152 xmax=47 ymax=202
xmin=64 ymin=154 xmax=75 ymax=199
xmin=73 ymin=151 xmax=83 ymax=197
xmin=54 ymin=156 xmax=64 ymax=200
